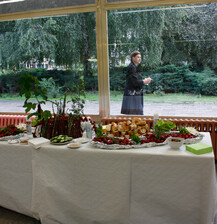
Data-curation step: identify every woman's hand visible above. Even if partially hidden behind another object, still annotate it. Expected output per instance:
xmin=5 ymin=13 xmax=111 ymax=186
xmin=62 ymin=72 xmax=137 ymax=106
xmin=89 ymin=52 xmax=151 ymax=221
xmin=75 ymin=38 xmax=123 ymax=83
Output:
xmin=143 ymin=77 xmax=152 ymax=84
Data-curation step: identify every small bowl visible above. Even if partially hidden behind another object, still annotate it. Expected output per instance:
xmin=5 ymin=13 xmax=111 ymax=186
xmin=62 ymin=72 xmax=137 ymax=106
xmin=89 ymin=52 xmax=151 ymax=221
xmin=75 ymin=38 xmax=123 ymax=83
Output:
xmin=19 ymin=137 xmax=30 ymax=145
xmin=167 ymin=137 xmax=184 ymax=149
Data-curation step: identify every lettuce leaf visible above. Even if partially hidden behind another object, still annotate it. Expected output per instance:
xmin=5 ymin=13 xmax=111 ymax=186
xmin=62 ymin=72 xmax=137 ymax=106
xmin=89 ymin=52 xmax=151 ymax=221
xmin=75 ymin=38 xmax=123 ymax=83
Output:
xmin=154 ymin=120 xmax=176 ymax=139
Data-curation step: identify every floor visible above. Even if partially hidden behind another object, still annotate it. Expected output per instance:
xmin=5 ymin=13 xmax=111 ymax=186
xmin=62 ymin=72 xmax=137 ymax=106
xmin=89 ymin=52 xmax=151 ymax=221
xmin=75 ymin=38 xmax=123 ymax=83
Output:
xmin=0 ymin=206 xmax=40 ymax=224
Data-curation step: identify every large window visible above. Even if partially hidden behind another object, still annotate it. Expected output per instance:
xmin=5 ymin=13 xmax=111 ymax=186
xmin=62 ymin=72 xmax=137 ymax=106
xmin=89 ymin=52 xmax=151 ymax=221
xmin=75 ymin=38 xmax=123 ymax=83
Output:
xmin=0 ymin=12 xmax=99 ymax=115
xmin=108 ymin=2 xmax=217 ymax=117
xmin=0 ymin=0 xmax=216 ymax=118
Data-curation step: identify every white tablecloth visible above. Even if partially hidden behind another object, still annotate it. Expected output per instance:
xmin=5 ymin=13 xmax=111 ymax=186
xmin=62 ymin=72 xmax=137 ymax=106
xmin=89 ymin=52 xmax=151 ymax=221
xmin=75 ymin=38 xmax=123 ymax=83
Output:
xmin=30 ymin=132 xmax=217 ymax=224
xmin=0 ymin=142 xmax=33 ymax=217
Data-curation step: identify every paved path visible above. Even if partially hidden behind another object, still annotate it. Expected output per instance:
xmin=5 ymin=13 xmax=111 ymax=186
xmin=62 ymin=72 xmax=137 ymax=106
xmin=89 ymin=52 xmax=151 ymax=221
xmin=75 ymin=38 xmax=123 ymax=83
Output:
xmin=0 ymin=100 xmax=217 ymax=117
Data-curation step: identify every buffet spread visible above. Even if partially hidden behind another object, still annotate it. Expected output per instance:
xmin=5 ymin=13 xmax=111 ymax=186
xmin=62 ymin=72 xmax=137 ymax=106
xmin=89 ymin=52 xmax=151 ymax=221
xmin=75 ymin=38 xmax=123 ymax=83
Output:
xmin=91 ymin=118 xmax=204 ymax=150
xmin=0 ymin=117 xmax=205 ymax=152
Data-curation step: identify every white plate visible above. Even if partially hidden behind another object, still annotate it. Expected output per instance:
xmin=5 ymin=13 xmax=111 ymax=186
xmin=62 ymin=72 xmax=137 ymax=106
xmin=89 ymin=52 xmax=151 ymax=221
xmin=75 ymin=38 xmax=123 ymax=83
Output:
xmin=67 ymin=143 xmax=81 ymax=149
xmin=73 ymin=138 xmax=89 ymax=144
xmin=8 ymin=139 xmax=19 ymax=144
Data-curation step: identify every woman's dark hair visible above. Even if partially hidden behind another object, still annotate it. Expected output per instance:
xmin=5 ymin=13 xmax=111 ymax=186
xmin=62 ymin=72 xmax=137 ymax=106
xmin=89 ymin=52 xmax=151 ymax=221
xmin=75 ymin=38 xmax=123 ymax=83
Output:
xmin=130 ymin=50 xmax=141 ymax=62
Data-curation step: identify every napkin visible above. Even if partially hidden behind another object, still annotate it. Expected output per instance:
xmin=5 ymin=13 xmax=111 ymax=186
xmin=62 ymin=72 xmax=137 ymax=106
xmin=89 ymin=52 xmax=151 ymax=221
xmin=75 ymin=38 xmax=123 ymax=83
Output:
xmin=28 ymin=137 xmax=50 ymax=149
xmin=186 ymin=142 xmax=213 ymax=155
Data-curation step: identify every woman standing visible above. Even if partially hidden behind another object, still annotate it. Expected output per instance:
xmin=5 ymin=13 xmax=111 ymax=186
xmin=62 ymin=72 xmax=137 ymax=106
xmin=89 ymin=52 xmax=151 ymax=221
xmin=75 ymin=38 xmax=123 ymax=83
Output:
xmin=121 ymin=51 xmax=152 ymax=115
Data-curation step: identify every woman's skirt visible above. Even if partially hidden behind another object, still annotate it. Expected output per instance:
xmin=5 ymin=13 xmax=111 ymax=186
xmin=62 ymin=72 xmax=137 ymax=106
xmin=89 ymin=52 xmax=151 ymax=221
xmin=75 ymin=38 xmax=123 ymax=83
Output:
xmin=121 ymin=94 xmax=143 ymax=115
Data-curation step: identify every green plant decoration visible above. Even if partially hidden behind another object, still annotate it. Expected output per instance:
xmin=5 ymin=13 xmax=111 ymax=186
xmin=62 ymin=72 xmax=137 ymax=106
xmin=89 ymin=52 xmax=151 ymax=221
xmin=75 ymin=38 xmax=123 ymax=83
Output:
xmin=19 ymin=73 xmax=52 ymax=120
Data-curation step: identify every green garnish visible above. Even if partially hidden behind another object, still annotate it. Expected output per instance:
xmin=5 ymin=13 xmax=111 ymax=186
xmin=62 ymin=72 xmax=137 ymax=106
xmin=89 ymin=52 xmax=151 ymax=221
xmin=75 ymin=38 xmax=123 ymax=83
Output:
xmin=130 ymin=133 xmax=142 ymax=144
xmin=154 ymin=120 xmax=176 ymax=139
xmin=178 ymin=126 xmax=190 ymax=134
xmin=96 ymin=125 xmax=107 ymax=138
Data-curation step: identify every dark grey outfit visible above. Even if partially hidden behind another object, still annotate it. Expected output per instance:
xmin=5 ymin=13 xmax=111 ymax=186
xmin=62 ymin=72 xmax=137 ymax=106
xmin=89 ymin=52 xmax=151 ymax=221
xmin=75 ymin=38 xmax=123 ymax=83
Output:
xmin=121 ymin=62 xmax=145 ymax=115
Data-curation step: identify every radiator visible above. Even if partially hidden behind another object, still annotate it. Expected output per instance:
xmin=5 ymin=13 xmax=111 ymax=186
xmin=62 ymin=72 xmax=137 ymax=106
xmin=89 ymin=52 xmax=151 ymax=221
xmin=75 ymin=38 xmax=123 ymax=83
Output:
xmin=102 ymin=117 xmax=217 ymax=160
xmin=0 ymin=115 xmax=35 ymax=128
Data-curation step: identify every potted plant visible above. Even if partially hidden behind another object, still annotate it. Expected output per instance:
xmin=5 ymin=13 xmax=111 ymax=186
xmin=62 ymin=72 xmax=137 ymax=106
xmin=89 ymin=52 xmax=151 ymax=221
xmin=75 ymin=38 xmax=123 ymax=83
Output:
xmin=19 ymin=73 xmax=93 ymax=139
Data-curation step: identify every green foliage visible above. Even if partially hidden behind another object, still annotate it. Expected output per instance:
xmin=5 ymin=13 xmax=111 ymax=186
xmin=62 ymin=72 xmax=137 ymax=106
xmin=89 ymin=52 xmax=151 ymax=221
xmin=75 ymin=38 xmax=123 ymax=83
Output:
xmin=49 ymin=77 xmax=86 ymax=115
xmin=39 ymin=77 xmax=62 ymax=98
xmin=130 ymin=133 xmax=142 ymax=144
xmin=109 ymin=66 xmax=126 ymax=91
xmin=178 ymin=126 xmax=190 ymax=134
xmin=0 ymin=4 xmax=216 ymax=73
xmin=84 ymin=75 xmax=98 ymax=91
xmin=51 ymin=92 xmax=67 ymax=115
xmin=154 ymin=120 xmax=176 ymax=139
xmin=96 ymin=125 xmax=106 ymax=138
xmin=68 ymin=78 xmax=86 ymax=115
xmin=31 ymin=116 xmax=41 ymax=126
xmin=18 ymin=73 xmax=52 ymax=120
xmin=195 ymin=67 xmax=217 ymax=96
xmin=19 ymin=73 xmax=47 ymax=101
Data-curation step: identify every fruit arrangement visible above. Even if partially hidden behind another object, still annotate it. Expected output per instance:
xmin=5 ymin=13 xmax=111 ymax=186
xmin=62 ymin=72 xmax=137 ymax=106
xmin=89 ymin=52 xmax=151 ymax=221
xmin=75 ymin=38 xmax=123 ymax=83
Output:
xmin=50 ymin=135 xmax=72 ymax=144
xmin=0 ymin=124 xmax=24 ymax=138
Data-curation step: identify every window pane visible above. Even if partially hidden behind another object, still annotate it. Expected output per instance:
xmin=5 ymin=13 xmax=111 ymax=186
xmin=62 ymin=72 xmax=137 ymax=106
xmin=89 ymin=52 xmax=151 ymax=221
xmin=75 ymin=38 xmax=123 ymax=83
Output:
xmin=0 ymin=0 xmax=95 ymax=15
xmin=0 ymin=12 xmax=99 ymax=115
xmin=108 ymin=3 xmax=217 ymax=117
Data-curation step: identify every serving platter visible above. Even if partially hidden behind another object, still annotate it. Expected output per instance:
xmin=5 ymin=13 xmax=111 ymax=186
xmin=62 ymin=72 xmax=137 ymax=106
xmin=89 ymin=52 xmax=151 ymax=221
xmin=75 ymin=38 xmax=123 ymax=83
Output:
xmin=90 ymin=132 xmax=204 ymax=150
xmin=0 ymin=133 xmax=24 ymax=141
xmin=90 ymin=140 xmax=167 ymax=150
xmin=183 ymin=133 xmax=204 ymax=144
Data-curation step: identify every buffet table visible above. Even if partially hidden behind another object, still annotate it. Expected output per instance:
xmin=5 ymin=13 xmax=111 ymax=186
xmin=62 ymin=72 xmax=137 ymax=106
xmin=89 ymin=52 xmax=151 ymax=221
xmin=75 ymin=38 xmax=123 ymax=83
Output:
xmin=0 ymin=132 xmax=216 ymax=224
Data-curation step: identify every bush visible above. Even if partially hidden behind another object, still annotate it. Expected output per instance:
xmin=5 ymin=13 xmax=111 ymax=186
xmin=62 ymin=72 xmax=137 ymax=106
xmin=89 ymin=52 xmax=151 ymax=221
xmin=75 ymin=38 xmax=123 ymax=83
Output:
xmin=145 ymin=65 xmax=217 ymax=95
xmin=0 ymin=73 xmax=22 ymax=94
xmin=84 ymin=75 xmax=98 ymax=91
xmin=199 ymin=78 xmax=217 ymax=95
xmin=39 ymin=77 xmax=63 ymax=98
xmin=1 ymin=65 xmax=217 ymax=96
xmin=109 ymin=66 xmax=126 ymax=91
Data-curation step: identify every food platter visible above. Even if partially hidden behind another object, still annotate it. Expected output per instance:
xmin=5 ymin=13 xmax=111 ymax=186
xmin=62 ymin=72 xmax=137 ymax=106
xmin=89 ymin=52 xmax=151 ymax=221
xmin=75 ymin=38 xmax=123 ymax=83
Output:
xmin=0 ymin=133 xmax=24 ymax=141
xmin=50 ymin=135 xmax=73 ymax=145
xmin=183 ymin=133 xmax=204 ymax=144
xmin=91 ymin=132 xmax=204 ymax=150
xmin=90 ymin=140 xmax=166 ymax=150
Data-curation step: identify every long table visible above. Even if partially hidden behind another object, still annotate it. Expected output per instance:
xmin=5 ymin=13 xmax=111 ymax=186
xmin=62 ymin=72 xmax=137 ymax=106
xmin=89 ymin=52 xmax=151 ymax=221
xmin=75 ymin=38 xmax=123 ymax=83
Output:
xmin=0 ymin=133 xmax=216 ymax=224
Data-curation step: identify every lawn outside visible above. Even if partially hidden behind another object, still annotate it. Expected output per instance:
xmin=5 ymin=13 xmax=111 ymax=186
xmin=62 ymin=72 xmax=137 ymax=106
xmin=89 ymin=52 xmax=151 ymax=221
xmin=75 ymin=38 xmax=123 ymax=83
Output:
xmin=1 ymin=92 xmax=217 ymax=103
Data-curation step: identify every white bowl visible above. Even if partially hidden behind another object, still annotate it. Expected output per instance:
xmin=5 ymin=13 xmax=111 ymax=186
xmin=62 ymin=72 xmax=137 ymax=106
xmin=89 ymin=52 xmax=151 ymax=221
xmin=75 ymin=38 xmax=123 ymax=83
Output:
xmin=167 ymin=137 xmax=184 ymax=149
xmin=19 ymin=136 xmax=30 ymax=145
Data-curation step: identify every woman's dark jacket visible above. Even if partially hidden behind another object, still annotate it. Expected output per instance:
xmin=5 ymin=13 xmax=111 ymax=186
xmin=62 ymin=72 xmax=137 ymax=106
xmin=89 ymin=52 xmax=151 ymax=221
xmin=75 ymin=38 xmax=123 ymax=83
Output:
xmin=121 ymin=62 xmax=144 ymax=115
